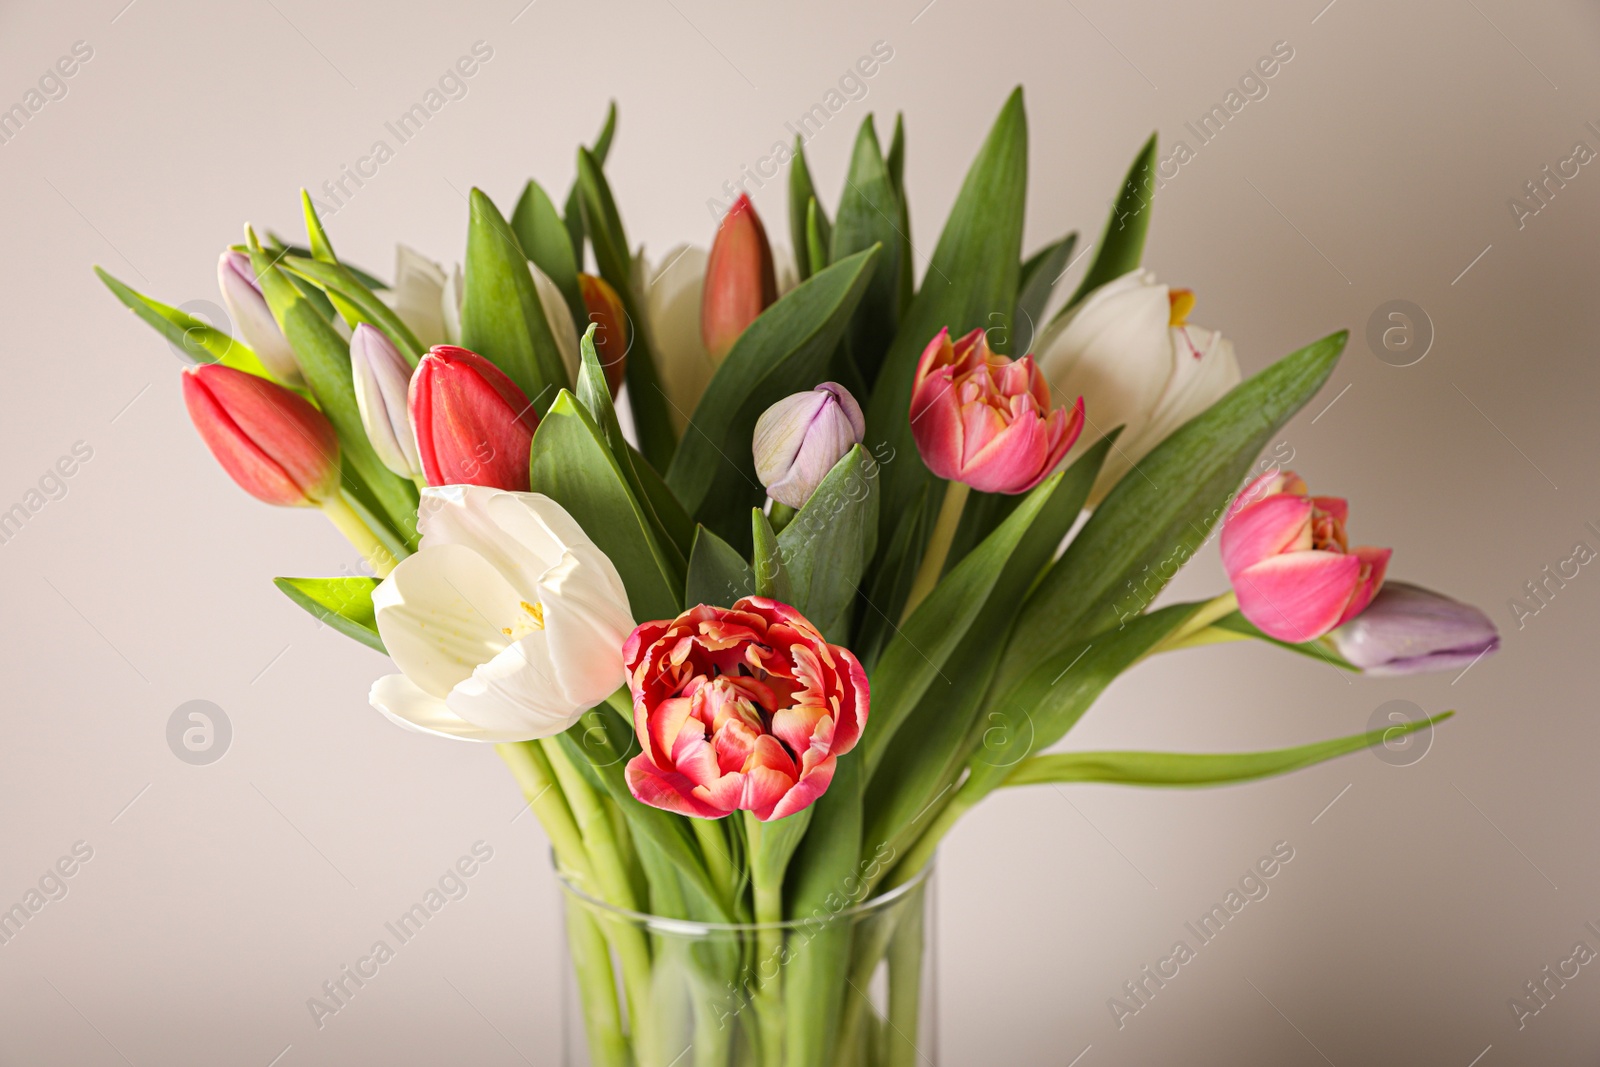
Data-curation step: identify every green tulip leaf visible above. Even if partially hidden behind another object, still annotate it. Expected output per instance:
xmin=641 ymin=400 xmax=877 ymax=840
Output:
xmin=851 ymin=483 xmax=929 ymax=670
xmin=272 ymin=576 xmax=385 ymax=653
xmin=460 ymin=187 xmax=569 ymax=411
xmin=529 ymin=390 xmax=682 ymax=622
xmin=776 ymin=444 xmax=880 ymax=643
xmin=805 ymin=198 xmax=831 ymax=279
xmin=863 ymin=88 xmax=1028 ymax=620
xmin=1002 ymin=712 xmax=1454 ymax=788
xmin=93 ymin=267 xmax=273 ymax=379
xmin=751 ymin=508 xmax=793 ymax=603
xmin=1058 ymin=133 xmax=1156 ymax=318
xmin=885 ymin=112 xmax=913 ymax=315
xmin=788 ymin=137 xmax=829 ymax=281
xmin=279 ymin=254 xmax=424 ymax=365
xmin=997 ymin=331 xmax=1348 ymax=692
xmin=262 ymin=236 xmax=388 ymax=290
xmin=685 ymin=524 xmax=755 ymax=607
xmin=563 ymin=101 xmax=618 ymax=266
xmin=576 ymin=147 xmax=678 ymax=471
xmin=664 ymin=247 xmax=879 ymax=548
xmin=1211 ymin=610 xmax=1360 ymax=671
xmin=1016 ymin=232 xmax=1077 ymax=349
xmin=831 ymin=116 xmax=903 ymax=386
xmin=512 ymin=178 xmax=587 ymax=334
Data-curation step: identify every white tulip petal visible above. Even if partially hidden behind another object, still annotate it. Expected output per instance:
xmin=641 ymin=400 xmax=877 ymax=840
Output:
xmin=370 ymin=673 xmax=527 ymax=742
xmin=387 ymin=245 xmax=449 ymax=349
xmin=1129 ymin=326 xmax=1241 ymax=457
xmin=372 ymin=543 xmax=524 ymax=698
xmin=445 ymin=629 xmax=582 ymax=738
xmin=416 ymin=486 xmax=565 ymax=601
xmin=643 ymin=245 xmax=716 ymax=431
xmin=539 ymin=549 xmax=636 ymax=705
xmin=532 ymin=264 xmax=581 ymax=383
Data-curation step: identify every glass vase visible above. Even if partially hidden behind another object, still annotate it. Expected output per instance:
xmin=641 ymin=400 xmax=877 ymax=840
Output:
xmin=557 ymin=860 xmax=936 ymax=1067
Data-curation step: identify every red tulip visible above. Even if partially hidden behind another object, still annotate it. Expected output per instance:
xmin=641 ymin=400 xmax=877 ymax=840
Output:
xmin=407 ymin=345 xmax=538 ymax=490
xmin=1220 ymin=471 xmax=1391 ymax=642
xmin=623 ymin=597 xmax=869 ymax=822
xmin=181 ymin=362 xmax=340 ymax=506
xmin=579 ymin=272 xmax=629 ymax=397
xmin=700 ymin=194 xmax=777 ymax=361
xmin=909 ymin=327 xmax=1084 ymax=494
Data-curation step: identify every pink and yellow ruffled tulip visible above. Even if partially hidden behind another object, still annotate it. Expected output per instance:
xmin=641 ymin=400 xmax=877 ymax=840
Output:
xmin=909 ymin=327 xmax=1084 ymax=494
xmin=623 ymin=597 xmax=869 ymax=822
xmin=1221 ymin=471 xmax=1391 ymax=642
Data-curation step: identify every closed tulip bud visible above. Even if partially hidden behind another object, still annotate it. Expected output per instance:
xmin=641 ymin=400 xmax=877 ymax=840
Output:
xmin=753 ymin=382 xmax=865 ymax=508
xmin=181 ymin=362 xmax=339 ymax=506
xmin=579 ymin=272 xmax=629 ymax=397
xmin=350 ymin=324 xmax=420 ymax=480
xmin=217 ymin=251 xmax=303 ymax=388
xmin=408 ymin=345 xmax=539 ymax=491
xmin=701 ymin=194 xmax=777 ymax=361
xmin=1220 ymin=471 xmax=1391 ymax=643
xmin=910 ymin=327 xmax=1084 ymax=494
xmin=1327 ymin=581 xmax=1500 ymax=675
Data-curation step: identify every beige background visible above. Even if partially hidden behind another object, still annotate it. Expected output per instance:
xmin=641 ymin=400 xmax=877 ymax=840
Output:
xmin=2 ymin=0 xmax=1597 ymax=1062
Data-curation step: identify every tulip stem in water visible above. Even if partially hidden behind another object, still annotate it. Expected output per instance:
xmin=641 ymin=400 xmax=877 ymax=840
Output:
xmin=320 ymin=495 xmax=396 ymax=577
xmin=901 ymin=481 xmax=971 ymax=622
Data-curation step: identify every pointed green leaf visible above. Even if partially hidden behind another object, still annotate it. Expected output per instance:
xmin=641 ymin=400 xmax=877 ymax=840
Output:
xmin=1059 ymin=133 xmax=1156 ymax=317
xmin=1015 ymin=232 xmax=1077 ymax=349
xmin=576 ymin=147 xmax=677 ymax=470
xmin=805 ymin=198 xmax=831 ymax=278
xmin=885 ymin=112 xmax=913 ymax=315
xmin=686 ymin=524 xmax=755 ymax=607
xmin=664 ymin=248 xmax=879 ymax=547
xmin=831 ymin=116 xmax=902 ymax=386
xmin=460 ymin=187 xmax=569 ymax=410
xmin=529 ymin=391 xmax=682 ymax=622
xmin=864 ymin=88 xmax=1028 ymax=586
xmin=776 ymin=444 xmax=879 ymax=643
xmin=751 ymin=509 xmax=792 ymax=602
xmin=513 ymin=178 xmax=586 ymax=333
xmin=998 ymin=331 xmax=1348 ymax=689
xmin=788 ymin=137 xmax=828 ymax=281
xmin=1211 ymin=611 xmax=1360 ymax=670
xmin=248 ymin=235 xmax=420 ymax=545
xmin=273 ymin=576 xmax=385 ymax=653
xmin=263 ymin=235 xmax=388 ymax=290
xmin=94 ymin=267 xmax=273 ymax=378
xmin=1003 ymin=713 xmax=1454 ymax=788
xmin=278 ymin=254 xmax=424 ymax=364
xmin=564 ymin=102 xmax=619 ymax=264
xmin=852 ymin=483 xmax=929 ymax=670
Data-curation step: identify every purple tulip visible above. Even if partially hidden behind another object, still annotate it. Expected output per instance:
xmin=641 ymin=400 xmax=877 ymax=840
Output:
xmin=1328 ymin=581 xmax=1500 ymax=675
xmin=752 ymin=382 xmax=865 ymax=509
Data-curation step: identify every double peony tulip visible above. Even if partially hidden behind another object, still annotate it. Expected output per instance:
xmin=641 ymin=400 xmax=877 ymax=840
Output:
xmin=623 ymin=598 xmax=869 ymax=822
xmin=408 ymin=345 xmax=539 ymax=491
xmin=1221 ymin=471 xmax=1390 ymax=642
xmin=368 ymin=486 xmax=637 ymax=742
xmin=909 ymin=327 xmax=1083 ymax=494
xmin=1036 ymin=270 xmax=1240 ymax=502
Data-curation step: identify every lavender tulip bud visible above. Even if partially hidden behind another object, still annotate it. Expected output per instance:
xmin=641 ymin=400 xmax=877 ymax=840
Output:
xmin=350 ymin=324 xmax=421 ymax=479
xmin=753 ymin=382 xmax=865 ymax=509
xmin=217 ymin=251 xmax=303 ymax=387
xmin=1328 ymin=581 xmax=1500 ymax=676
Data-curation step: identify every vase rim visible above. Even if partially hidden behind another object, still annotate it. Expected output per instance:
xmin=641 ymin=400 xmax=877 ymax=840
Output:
xmin=552 ymin=850 xmax=934 ymax=935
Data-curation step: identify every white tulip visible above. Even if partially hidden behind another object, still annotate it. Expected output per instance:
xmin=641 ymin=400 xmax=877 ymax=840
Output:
xmin=368 ymin=486 xmax=636 ymax=743
xmin=1035 ymin=269 xmax=1240 ymax=501
xmin=531 ymin=265 xmax=580 ymax=384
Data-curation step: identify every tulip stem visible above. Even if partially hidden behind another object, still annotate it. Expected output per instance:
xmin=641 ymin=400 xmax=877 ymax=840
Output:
xmin=320 ymin=495 xmax=396 ymax=577
xmin=900 ymin=481 xmax=970 ymax=623
xmin=1147 ymin=592 xmax=1240 ymax=657
xmin=767 ymin=501 xmax=798 ymax=534
xmin=495 ymin=742 xmax=594 ymax=885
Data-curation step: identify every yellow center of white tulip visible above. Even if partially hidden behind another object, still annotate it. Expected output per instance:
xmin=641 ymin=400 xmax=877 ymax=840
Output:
xmin=501 ymin=600 xmax=546 ymax=639
xmin=1168 ymin=288 xmax=1195 ymax=327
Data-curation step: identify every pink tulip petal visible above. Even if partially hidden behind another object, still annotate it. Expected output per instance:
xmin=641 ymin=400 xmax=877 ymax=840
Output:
xmin=960 ymin=406 xmax=1047 ymax=493
xmin=626 ymin=754 xmax=728 ymax=819
xmin=1234 ymin=551 xmax=1362 ymax=642
xmin=1220 ymin=493 xmax=1314 ymax=577
xmin=1337 ymin=545 xmax=1392 ymax=625
xmin=768 ymin=758 xmax=837 ymax=822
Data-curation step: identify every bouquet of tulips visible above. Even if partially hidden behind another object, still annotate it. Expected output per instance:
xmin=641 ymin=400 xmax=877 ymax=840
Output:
xmin=98 ymin=90 xmax=1498 ymax=1066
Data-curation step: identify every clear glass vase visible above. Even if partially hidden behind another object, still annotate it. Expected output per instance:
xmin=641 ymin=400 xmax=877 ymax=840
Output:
xmin=557 ymin=860 xmax=937 ymax=1067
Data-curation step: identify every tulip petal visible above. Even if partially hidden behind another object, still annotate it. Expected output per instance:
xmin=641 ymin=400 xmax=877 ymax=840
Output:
xmin=1234 ymin=551 xmax=1362 ymax=642
xmin=1336 ymin=545 xmax=1392 ymax=625
xmin=387 ymin=245 xmax=450 ymax=350
xmin=643 ymin=245 xmax=716 ymax=433
xmin=1220 ymin=493 xmax=1314 ymax=577
xmin=625 ymin=753 xmax=728 ymax=819
xmin=372 ymin=543 xmax=523 ymax=698
xmin=369 ymin=673 xmax=529 ymax=742
xmin=767 ymin=757 xmax=836 ymax=822
xmin=445 ymin=627 xmax=585 ymax=738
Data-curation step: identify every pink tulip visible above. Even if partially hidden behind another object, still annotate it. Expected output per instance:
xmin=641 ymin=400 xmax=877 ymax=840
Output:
xmin=909 ymin=327 xmax=1084 ymax=494
xmin=623 ymin=597 xmax=869 ymax=822
xmin=701 ymin=194 xmax=778 ymax=361
xmin=1221 ymin=470 xmax=1392 ymax=642
xmin=407 ymin=345 xmax=539 ymax=491
xmin=181 ymin=362 xmax=340 ymax=506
